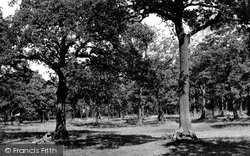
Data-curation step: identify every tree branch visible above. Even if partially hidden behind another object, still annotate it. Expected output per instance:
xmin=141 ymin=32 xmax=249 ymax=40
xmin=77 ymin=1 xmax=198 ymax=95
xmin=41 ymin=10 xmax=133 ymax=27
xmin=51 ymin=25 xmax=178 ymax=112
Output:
xmin=185 ymin=3 xmax=219 ymax=9
xmin=66 ymin=41 xmax=75 ymax=50
xmin=190 ymin=12 xmax=221 ymax=36
xmin=75 ymin=39 xmax=90 ymax=58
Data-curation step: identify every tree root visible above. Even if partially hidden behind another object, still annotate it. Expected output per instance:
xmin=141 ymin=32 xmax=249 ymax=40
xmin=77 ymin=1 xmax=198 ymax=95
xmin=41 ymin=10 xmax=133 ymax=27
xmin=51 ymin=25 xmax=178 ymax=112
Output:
xmin=32 ymin=132 xmax=53 ymax=144
xmin=173 ymin=130 xmax=198 ymax=141
xmin=136 ymin=122 xmax=144 ymax=126
xmin=162 ymin=130 xmax=198 ymax=142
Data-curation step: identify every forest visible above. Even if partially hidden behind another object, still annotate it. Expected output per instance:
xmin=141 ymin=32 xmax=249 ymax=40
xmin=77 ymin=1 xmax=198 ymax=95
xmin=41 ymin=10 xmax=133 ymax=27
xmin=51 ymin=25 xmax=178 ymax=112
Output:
xmin=1 ymin=0 xmax=250 ymax=155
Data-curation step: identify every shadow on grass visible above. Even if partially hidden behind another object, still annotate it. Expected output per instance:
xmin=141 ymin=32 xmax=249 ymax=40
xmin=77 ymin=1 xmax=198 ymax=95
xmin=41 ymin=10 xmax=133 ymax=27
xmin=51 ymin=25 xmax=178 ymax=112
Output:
xmin=1 ymin=130 xmax=160 ymax=150
xmin=71 ymin=121 xmax=130 ymax=128
xmin=71 ymin=118 xmax=163 ymax=128
xmin=192 ymin=116 xmax=250 ymax=124
xmin=57 ymin=133 xmax=160 ymax=150
xmin=0 ymin=130 xmax=104 ymax=144
xmin=212 ymin=122 xmax=250 ymax=129
xmin=161 ymin=137 xmax=250 ymax=156
xmin=0 ymin=131 xmax=46 ymax=144
xmin=191 ymin=117 xmax=225 ymax=123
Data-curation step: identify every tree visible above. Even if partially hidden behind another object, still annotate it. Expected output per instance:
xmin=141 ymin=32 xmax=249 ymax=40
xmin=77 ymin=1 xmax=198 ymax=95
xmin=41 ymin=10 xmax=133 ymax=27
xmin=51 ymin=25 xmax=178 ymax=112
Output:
xmin=148 ymin=26 xmax=179 ymax=122
xmin=129 ymin=0 xmax=249 ymax=139
xmin=11 ymin=0 xmax=130 ymax=139
xmin=26 ymin=72 xmax=56 ymax=122
xmin=191 ymin=23 xmax=249 ymax=119
xmin=121 ymin=23 xmax=155 ymax=125
xmin=0 ymin=8 xmax=34 ymax=123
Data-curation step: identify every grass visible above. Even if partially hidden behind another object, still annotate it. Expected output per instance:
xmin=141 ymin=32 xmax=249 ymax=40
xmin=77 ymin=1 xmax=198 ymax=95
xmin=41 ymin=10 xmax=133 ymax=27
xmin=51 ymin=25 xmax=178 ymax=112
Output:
xmin=1 ymin=115 xmax=250 ymax=155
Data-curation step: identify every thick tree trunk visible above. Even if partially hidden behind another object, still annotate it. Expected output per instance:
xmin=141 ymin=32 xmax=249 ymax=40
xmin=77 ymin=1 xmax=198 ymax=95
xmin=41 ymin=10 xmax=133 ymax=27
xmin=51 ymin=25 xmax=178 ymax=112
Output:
xmin=178 ymin=32 xmax=192 ymax=133
xmin=54 ymin=70 xmax=69 ymax=140
xmin=200 ymin=85 xmax=206 ymax=119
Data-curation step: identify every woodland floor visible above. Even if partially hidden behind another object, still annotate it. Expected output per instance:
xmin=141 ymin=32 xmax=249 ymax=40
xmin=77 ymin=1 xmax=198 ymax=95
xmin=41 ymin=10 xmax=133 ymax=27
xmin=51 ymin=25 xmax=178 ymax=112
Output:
xmin=1 ymin=114 xmax=250 ymax=156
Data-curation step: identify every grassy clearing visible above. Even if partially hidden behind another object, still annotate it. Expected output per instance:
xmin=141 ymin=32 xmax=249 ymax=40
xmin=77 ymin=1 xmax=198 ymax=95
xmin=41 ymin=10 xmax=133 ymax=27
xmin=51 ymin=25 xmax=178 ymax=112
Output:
xmin=1 ymin=115 xmax=250 ymax=155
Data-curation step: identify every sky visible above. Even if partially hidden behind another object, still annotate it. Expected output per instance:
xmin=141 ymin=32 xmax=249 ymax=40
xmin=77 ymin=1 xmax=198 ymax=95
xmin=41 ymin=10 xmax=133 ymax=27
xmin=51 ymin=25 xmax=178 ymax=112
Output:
xmin=0 ymin=1 xmax=166 ymax=80
xmin=0 ymin=0 xmax=19 ymax=17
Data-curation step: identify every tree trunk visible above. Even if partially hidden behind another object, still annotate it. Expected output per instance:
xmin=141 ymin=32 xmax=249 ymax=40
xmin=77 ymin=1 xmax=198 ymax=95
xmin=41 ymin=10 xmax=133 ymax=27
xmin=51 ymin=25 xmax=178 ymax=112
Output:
xmin=71 ymin=101 xmax=77 ymax=120
xmin=85 ymin=106 xmax=89 ymax=120
xmin=221 ymin=96 xmax=225 ymax=116
xmin=53 ymin=70 xmax=69 ymax=140
xmin=158 ymin=101 xmax=165 ymax=122
xmin=119 ymin=110 xmax=123 ymax=119
xmin=112 ymin=105 xmax=115 ymax=119
xmin=137 ymin=87 xmax=143 ymax=126
xmin=80 ymin=107 xmax=83 ymax=119
xmin=225 ymin=100 xmax=228 ymax=116
xmin=200 ymin=85 xmax=206 ymax=119
xmin=239 ymin=102 xmax=243 ymax=116
xmin=247 ymin=95 xmax=250 ymax=116
xmin=10 ymin=111 xmax=14 ymax=125
xmin=177 ymin=31 xmax=192 ymax=133
xmin=137 ymin=105 xmax=143 ymax=126
xmin=233 ymin=100 xmax=239 ymax=119
xmin=211 ymin=107 xmax=215 ymax=118
xmin=40 ymin=110 xmax=45 ymax=122
xmin=48 ymin=111 xmax=51 ymax=121
xmin=4 ymin=111 xmax=8 ymax=124
xmin=95 ymin=110 xmax=101 ymax=125
xmin=108 ymin=105 xmax=111 ymax=120
xmin=142 ymin=105 xmax=145 ymax=120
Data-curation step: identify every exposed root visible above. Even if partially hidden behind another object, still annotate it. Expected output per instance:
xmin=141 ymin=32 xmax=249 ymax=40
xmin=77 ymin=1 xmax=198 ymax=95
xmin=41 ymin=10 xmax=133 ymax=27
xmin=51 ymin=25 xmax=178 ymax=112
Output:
xmin=136 ymin=122 xmax=144 ymax=126
xmin=32 ymin=132 xmax=53 ymax=144
xmin=172 ymin=130 xmax=198 ymax=141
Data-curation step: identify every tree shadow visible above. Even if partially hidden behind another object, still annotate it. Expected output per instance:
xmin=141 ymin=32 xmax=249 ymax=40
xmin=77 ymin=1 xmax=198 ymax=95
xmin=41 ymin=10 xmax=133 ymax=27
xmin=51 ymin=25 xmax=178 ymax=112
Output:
xmin=192 ymin=116 xmax=250 ymax=124
xmin=71 ymin=117 xmax=163 ymax=128
xmin=0 ymin=130 xmax=104 ymax=144
xmin=161 ymin=137 xmax=250 ymax=156
xmin=165 ymin=116 xmax=179 ymax=122
xmin=211 ymin=122 xmax=250 ymax=129
xmin=71 ymin=121 xmax=130 ymax=128
xmin=1 ymin=129 xmax=160 ymax=150
xmin=57 ymin=132 xmax=160 ymax=149
xmin=0 ymin=131 xmax=46 ymax=144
